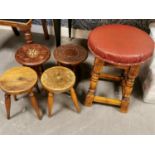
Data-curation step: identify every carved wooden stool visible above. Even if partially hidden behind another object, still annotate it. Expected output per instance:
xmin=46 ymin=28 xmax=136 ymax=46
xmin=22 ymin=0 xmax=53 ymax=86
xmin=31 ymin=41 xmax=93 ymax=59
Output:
xmin=15 ymin=43 xmax=51 ymax=77
xmin=0 ymin=67 xmax=42 ymax=119
xmin=53 ymin=44 xmax=88 ymax=72
xmin=85 ymin=24 xmax=154 ymax=112
xmin=41 ymin=66 xmax=80 ymax=117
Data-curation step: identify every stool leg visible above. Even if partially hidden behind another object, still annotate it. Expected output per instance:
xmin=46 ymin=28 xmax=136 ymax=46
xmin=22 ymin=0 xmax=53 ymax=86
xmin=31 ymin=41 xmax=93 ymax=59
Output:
xmin=120 ymin=65 xmax=140 ymax=113
xmin=121 ymin=68 xmax=129 ymax=96
xmin=22 ymin=28 xmax=33 ymax=44
xmin=70 ymin=87 xmax=80 ymax=112
xmin=84 ymin=57 xmax=103 ymax=106
xmin=5 ymin=93 xmax=11 ymax=119
xmin=48 ymin=92 xmax=54 ymax=117
xmin=29 ymin=91 xmax=42 ymax=120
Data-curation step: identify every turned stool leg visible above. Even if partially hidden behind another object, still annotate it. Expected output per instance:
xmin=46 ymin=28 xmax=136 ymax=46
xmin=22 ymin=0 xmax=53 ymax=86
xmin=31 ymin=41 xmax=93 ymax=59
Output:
xmin=121 ymin=68 xmax=129 ymax=96
xmin=48 ymin=92 xmax=54 ymax=117
xmin=29 ymin=91 xmax=42 ymax=119
xmin=70 ymin=87 xmax=80 ymax=112
xmin=22 ymin=28 xmax=33 ymax=44
xmin=5 ymin=93 xmax=11 ymax=119
xmin=84 ymin=57 xmax=103 ymax=106
xmin=120 ymin=65 xmax=140 ymax=113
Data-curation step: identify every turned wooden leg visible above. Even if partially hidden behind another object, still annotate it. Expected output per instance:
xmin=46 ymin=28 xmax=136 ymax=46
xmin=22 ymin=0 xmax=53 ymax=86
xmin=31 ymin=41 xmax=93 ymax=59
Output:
xmin=70 ymin=87 xmax=80 ymax=112
xmin=120 ymin=65 xmax=140 ymax=113
xmin=29 ymin=91 xmax=42 ymax=119
xmin=5 ymin=93 xmax=11 ymax=119
xmin=84 ymin=57 xmax=103 ymax=106
xmin=12 ymin=27 xmax=20 ymax=36
xmin=41 ymin=19 xmax=49 ymax=40
xmin=22 ymin=29 xmax=33 ymax=44
xmin=48 ymin=92 xmax=54 ymax=117
xmin=121 ymin=68 xmax=129 ymax=96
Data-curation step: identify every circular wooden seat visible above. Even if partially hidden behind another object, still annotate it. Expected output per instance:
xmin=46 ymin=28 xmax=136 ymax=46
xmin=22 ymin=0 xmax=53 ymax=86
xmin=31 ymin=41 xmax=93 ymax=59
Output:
xmin=88 ymin=24 xmax=154 ymax=66
xmin=0 ymin=66 xmax=37 ymax=94
xmin=41 ymin=66 xmax=80 ymax=117
xmin=41 ymin=66 xmax=75 ymax=93
xmin=53 ymin=44 xmax=88 ymax=66
xmin=15 ymin=43 xmax=50 ymax=66
xmin=0 ymin=66 xmax=42 ymax=120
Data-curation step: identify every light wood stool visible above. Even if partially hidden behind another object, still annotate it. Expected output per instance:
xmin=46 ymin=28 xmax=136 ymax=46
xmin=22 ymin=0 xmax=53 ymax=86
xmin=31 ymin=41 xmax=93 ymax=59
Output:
xmin=41 ymin=66 xmax=80 ymax=117
xmin=0 ymin=66 xmax=42 ymax=119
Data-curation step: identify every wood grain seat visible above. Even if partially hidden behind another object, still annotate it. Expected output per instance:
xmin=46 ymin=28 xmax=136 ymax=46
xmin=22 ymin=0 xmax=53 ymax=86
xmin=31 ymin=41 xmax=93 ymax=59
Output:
xmin=15 ymin=43 xmax=51 ymax=77
xmin=85 ymin=24 xmax=154 ymax=112
xmin=0 ymin=66 xmax=42 ymax=119
xmin=54 ymin=44 xmax=88 ymax=66
xmin=41 ymin=66 xmax=80 ymax=117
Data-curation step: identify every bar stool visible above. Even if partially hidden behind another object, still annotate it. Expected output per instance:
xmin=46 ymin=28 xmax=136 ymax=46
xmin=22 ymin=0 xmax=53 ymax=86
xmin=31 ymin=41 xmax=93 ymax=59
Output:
xmin=41 ymin=66 xmax=80 ymax=117
xmin=0 ymin=66 xmax=42 ymax=119
xmin=84 ymin=24 xmax=154 ymax=112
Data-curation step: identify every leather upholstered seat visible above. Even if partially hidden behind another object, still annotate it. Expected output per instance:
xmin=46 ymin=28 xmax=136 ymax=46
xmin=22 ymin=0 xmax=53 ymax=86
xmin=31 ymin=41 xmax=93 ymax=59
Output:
xmin=88 ymin=24 xmax=154 ymax=66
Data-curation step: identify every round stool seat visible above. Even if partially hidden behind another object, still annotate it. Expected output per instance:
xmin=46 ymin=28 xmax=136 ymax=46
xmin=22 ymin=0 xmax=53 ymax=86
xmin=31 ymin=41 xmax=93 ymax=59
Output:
xmin=88 ymin=24 xmax=154 ymax=66
xmin=15 ymin=43 xmax=50 ymax=66
xmin=41 ymin=66 xmax=75 ymax=93
xmin=0 ymin=66 xmax=37 ymax=94
xmin=53 ymin=44 xmax=88 ymax=65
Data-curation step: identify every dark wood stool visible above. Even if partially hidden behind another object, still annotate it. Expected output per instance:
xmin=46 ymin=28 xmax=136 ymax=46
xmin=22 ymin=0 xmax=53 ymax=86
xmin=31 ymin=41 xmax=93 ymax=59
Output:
xmin=85 ymin=24 xmax=154 ymax=113
xmin=0 ymin=67 xmax=42 ymax=120
xmin=41 ymin=66 xmax=80 ymax=117
xmin=53 ymin=44 xmax=88 ymax=72
xmin=15 ymin=43 xmax=51 ymax=77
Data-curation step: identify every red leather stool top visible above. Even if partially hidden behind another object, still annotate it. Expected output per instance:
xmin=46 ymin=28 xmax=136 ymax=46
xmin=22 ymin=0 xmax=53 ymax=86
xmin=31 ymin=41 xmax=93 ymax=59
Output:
xmin=88 ymin=24 xmax=154 ymax=66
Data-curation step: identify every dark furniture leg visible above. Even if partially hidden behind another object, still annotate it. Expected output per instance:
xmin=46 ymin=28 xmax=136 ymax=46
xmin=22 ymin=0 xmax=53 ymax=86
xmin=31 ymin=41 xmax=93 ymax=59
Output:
xmin=12 ymin=27 xmax=20 ymax=36
xmin=53 ymin=19 xmax=61 ymax=47
xmin=41 ymin=19 xmax=49 ymax=40
xmin=68 ymin=19 xmax=72 ymax=38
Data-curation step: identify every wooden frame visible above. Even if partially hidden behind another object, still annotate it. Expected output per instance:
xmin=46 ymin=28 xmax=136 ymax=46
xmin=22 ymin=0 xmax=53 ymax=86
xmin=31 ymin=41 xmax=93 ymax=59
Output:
xmin=84 ymin=57 xmax=140 ymax=113
xmin=0 ymin=19 xmax=49 ymax=44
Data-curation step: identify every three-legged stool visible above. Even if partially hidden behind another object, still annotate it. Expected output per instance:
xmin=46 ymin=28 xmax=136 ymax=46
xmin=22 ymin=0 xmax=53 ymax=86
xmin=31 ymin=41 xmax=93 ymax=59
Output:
xmin=41 ymin=66 xmax=80 ymax=117
xmin=0 ymin=66 xmax=42 ymax=119
xmin=85 ymin=24 xmax=154 ymax=112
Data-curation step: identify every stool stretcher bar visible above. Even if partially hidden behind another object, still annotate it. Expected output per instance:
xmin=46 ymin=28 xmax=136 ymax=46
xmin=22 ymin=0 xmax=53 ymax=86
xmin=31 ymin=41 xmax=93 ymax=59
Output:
xmin=94 ymin=96 xmax=121 ymax=106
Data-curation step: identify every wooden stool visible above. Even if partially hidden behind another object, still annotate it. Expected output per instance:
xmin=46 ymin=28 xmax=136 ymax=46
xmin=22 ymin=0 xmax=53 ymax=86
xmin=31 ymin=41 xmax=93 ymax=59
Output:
xmin=41 ymin=66 xmax=80 ymax=117
xmin=85 ymin=24 xmax=154 ymax=113
xmin=15 ymin=43 xmax=51 ymax=77
xmin=53 ymin=44 xmax=88 ymax=72
xmin=0 ymin=67 xmax=42 ymax=119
